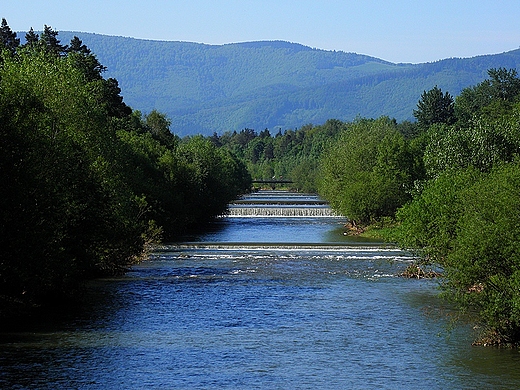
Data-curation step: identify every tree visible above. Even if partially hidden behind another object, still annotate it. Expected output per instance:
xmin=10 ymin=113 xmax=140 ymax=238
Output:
xmin=445 ymin=160 xmax=520 ymax=345
xmin=395 ymin=69 xmax=520 ymax=346
xmin=67 ymin=36 xmax=106 ymax=81
xmin=396 ymin=161 xmax=520 ymax=345
xmin=176 ymin=136 xmax=251 ymax=225
xmin=91 ymin=77 xmax=132 ymax=118
xmin=0 ymin=28 xmax=252 ymax=319
xmin=0 ymin=18 xmax=19 ymax=55
xmin=23 ymin=28 xmax=39 ymax=48
xmin=394 ymin=167 xmax=481 ymax=262
xmin=413 ymin=86 xmax=455 ymax=130
xmin=39 ymin=25 xmax=68 ymax=56
xmin=487 ymin=68 xmax=520 ymax=102
xmin=455 ymin=68 xmax=520 ymax=123
xmin=319 ymin=117 xmax=414 ymax=224
xmin=423 ymin=114 xmax=520 ymax=178
xmin=0 ymin=49 xmax=146 ymax=309
xmin=145 ymin=109 xmax=176 ymax=148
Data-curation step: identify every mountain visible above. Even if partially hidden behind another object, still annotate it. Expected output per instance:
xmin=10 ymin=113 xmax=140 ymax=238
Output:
xmin=57 ymin=32 xmax=520 ymax=136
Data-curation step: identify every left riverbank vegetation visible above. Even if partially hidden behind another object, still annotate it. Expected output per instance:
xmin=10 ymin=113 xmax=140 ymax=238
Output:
xmin=0 ymin=21 xmax=251 ymax=320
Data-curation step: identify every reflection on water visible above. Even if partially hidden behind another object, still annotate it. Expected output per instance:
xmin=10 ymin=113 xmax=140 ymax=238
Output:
xmin=1 ymin=191 xmax=520 ymax=389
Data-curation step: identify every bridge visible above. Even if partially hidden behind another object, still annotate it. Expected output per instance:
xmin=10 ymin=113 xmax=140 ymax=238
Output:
xmin=251 ymin=179 xmax=294 ymax=189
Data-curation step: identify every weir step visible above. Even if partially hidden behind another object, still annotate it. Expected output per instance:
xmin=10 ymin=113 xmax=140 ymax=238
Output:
xmin=224 ymin=206 xmax=342 ymax=217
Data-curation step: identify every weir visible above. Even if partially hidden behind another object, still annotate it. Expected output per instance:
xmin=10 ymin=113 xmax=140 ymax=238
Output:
xmin=226 ymin=206 xmax=340 ymax=217
xmin=224 ymin=190 xmax=343 ymax=218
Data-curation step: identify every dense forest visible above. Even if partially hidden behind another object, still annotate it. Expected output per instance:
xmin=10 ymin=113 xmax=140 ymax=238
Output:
xmin=49 ymin=32 xmax=520 ymax=135
xmin=0 ymin=21 xmax=250 ymax=320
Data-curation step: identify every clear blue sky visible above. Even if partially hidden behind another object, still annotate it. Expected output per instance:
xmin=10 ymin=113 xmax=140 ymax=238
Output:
xmin=3 ymin=0 xmax=520 ymax=63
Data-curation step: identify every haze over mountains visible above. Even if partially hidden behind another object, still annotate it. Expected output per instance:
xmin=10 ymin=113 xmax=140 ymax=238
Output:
xmin=57 ymin=32 xmax=520 ymax=136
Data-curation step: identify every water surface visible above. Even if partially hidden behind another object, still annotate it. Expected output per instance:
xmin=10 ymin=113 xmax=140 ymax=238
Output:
xmin=1 ymin=191 xmax=520 ymax=389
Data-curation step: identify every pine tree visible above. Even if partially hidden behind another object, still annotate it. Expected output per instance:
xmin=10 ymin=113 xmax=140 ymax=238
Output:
xmin=40 ymin=25 xmax=68 ymax=56
xmin=67 ymin=36 xmax=106 ymax=81
xmin=23 ymin=27 xmax=39 ymax=48
xmin=0 ymin=18 xmax=20 ymax=54
xmin=68 ymin=36 xmax=91 ymax=54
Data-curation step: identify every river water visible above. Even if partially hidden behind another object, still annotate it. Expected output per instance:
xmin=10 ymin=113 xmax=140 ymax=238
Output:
xmin=2 ymin=191 xmax=520 ymax=389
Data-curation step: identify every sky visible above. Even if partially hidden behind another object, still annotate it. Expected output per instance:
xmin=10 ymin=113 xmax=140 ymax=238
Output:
xmin=2 ymin=0 xmax=520 ymax=64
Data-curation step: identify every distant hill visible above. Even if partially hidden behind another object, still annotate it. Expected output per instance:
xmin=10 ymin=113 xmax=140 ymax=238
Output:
xmin=55 ymin=32 xmax=520 ymax=136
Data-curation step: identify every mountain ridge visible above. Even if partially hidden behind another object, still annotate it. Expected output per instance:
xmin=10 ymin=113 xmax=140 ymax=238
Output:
xmin=51 ymin=32 xmax=520 ymax=135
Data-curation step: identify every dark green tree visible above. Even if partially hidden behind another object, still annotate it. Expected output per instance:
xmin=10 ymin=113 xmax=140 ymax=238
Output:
xmin=455 ymin=68 xmax=520 ymax=123
xmin=90 ymin=77 xmax=132 ymax=118
xmin=0 ymin=49 xmax=147 ymax=311
xmin=145 ymin=109 xmax=177 ymax=148
xmin=424 ymin=113 xmax=520 ymax=178
xmin=319 ymin=117 xmax=414 ymax=224
xmin=413 ymin=86 xmax=455 ymax=130
xmin=23 ymin=27 xmax=39 ymax=48
xmin=67 ymin=36 xmax=106 ymax=81
xmin=0 ymin=18 xmax=19 ymax=55
xmin=39 ymin=25 xmax=68 ymax=56
xmin=0 ymin=28 xmax=252 ymax=320
xmin=487 ymin=68 xmax=520 ymax=102
xmin=445 ymin=160 xmax=520 ymax=345
xmin=395 ymin=70 xmax=520 ymax=346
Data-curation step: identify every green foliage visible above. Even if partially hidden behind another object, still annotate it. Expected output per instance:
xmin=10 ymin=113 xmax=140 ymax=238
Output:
xmin=0 ymin=18 xmax=20 ymax=55
xmin=394 ymin=168 xmax=482 ymax=261
xmin=38 ymin=25 xmax=68 ymax=56
xmin=424 ymin=108 xmax=520 ymax=178
xmin=214 ymin=119 xmax=345 ymax=192
xmin=0 ymin=49 xmax=143 ymax=306
xmin=396 ymin=162 xmax=520 ymax=344
xmin=394 ymin=68 xmax=520 ymax=345
xmin=175 ymin=136 xmax=251 ymax=225
xmin=318 ymin=117 xmax=415 ymax=224
xmin=145 ymin=109 xmax=178 ymax=148
xmin=445 ymin=161 xmax=520 ymax=343
xmin=455 ymin=68 xmax=520 ymax=124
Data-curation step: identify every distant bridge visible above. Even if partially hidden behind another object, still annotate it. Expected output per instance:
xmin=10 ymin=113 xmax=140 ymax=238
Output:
xmin=252 ymin=179 xmax=294 ymax=184
xmin=252 ymin=179 xmax=294 ymax=189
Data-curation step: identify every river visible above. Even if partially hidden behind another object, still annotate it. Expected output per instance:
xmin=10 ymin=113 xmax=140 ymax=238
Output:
xmin=1 ymin=191 xmax=520 ymax=389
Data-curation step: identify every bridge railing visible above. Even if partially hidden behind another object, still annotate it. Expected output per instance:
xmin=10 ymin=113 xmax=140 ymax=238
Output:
xmin=252 ymin=180 xmax=294 ymax=184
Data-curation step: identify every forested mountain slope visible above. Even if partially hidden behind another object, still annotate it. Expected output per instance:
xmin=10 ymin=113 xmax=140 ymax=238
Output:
xmin=56 ymin=32 xmax=520 ymax=135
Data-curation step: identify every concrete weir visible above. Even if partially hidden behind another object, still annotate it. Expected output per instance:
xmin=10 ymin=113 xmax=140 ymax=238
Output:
xmin=224 ymin=190 xmax=342 ymax=217
xmin=226 ymin=206 xmax=340 ymax=217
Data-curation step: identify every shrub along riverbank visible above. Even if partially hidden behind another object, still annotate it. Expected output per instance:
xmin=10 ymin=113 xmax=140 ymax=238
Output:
xmin=0 ymin=22 xmax=251 ymax=320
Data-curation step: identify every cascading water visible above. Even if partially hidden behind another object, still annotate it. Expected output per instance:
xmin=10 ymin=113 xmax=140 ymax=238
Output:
xmin=224 ymin=191 xmax=342 ymax=217
xmin=226 ymin=206 xmax=340 ymax=217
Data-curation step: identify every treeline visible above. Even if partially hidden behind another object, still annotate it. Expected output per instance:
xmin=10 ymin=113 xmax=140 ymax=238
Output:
xmin=211 ymin=118 xmax=416 ymax=194
xmin=0 ymin=21 xmax=250 ymax=317
xmin=209 ymin=120 xmax=346 ymax=192
xmin=318 ymin=68 xmax=520 ymax=346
